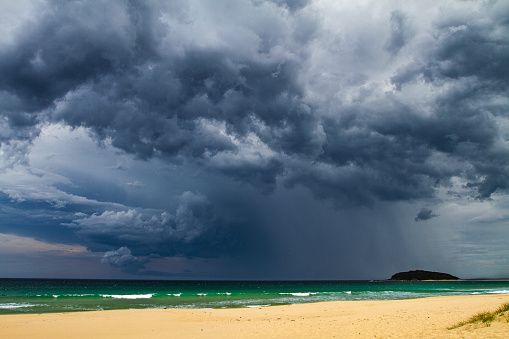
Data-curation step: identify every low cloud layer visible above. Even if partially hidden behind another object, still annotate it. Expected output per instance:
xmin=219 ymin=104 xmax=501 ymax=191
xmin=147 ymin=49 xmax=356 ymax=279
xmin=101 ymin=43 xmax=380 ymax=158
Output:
xmin=67 ymin=191 xmax=228 ymax=257
xmin=415 ymin=208 xmax=439 ymax=222
xmin=101 ymin=246 xmax=147 ymax=273
xmin=1 ymin=0 xmax=508 ymax=279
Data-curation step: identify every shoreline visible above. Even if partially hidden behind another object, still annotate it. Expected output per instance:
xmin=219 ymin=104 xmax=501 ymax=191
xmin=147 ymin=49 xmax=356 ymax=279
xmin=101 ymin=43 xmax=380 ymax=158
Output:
xmin=1 ymin=294 xmax=508 ymax=338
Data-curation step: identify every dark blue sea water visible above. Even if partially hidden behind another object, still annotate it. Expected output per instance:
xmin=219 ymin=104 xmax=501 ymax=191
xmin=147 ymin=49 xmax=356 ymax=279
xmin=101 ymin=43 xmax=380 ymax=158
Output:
xmin=1 ymin=279 xmax=508 ymax=314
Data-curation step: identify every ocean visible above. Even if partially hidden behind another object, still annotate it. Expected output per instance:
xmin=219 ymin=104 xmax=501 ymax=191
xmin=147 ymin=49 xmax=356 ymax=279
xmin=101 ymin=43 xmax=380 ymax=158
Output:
xmin=1 ymin=279 xmax=508 ymax=315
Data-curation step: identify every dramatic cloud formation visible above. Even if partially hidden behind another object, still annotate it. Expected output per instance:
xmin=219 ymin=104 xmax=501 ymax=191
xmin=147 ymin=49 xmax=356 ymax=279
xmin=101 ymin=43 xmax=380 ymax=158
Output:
xmin=101 ymin=247 xmax=147 ymax=273
xmin=67 ymin=191 xmax=230 ymax=257
xmin=0 ymin=0 xmax=508 ymax=279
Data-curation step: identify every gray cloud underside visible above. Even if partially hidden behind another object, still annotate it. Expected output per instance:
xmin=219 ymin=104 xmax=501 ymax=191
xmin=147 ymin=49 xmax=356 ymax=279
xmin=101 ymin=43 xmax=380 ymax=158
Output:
xmin=65 ymin=191 xmax=231 ymax=257
xmin=415 ymin=208 xmax=438 ymax=222
xmin=101 ymin=246 xmax=147 ymax=273
xmin=1 ymin=0 xmax=508 ymax=204
xmin=1 ymin=0 xmax=508 ymax=275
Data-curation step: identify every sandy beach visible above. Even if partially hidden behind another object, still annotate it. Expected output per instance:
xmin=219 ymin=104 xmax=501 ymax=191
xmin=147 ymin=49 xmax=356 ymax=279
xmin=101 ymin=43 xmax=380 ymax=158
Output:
xmin=1 ymin=294 xmax=508 ymax=338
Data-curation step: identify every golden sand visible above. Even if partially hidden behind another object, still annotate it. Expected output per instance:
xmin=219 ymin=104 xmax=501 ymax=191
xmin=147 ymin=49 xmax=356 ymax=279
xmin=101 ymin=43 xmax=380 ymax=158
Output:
xmin=1 ymin=294 xmax=508 ymax=338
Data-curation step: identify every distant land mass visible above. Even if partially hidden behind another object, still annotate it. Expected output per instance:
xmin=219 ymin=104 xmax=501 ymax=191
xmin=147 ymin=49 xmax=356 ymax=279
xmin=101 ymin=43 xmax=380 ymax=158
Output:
xmin=389 ymin=270 xmax=460 ymax=281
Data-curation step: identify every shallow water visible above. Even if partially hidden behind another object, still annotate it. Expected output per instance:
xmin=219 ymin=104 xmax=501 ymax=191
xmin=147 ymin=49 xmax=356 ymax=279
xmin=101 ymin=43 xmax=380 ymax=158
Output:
xmin=1 ymin=279 xmax=508 ymax=314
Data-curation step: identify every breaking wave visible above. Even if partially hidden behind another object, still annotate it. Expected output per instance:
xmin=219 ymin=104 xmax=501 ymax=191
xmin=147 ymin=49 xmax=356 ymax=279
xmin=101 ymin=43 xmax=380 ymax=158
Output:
xmin=279 ymin=292 xmax=317 ymax=297
xmin=101 ymin=294 xmax=154 ymax=299
xmin=0 ymin=303 xmax=34 ymax=309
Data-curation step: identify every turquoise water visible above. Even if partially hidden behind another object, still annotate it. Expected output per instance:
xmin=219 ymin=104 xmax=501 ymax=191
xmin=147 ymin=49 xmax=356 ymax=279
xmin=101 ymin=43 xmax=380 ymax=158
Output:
xmin=1 ymin=279 xmax=508 ymax=314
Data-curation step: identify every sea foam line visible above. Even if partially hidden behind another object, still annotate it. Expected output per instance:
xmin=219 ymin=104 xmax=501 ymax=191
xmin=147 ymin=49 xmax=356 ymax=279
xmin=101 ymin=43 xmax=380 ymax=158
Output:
xmin=279 ymin=292 xmax=317 ymax=297
xmin=101 ymin=294 xmax=154 ymax=299
xmin=0 ymin=303 xmax=34 ymax=309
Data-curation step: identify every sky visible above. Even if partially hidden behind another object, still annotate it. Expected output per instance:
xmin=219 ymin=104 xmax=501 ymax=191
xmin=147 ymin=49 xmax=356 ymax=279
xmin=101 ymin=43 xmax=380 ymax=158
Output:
xmin=0 ymin=0 xmax=508 ymax=280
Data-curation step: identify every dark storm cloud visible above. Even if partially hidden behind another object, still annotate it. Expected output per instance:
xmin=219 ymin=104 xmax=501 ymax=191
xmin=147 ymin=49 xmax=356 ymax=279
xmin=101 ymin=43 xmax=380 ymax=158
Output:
xmin=415 ymin=208 xmax=439 ymax=222
xmin=0 ymin=2 xmax=134 ymax=112
xmin=101 ymin=246 xmax=147 ymax=273
xmin=66 ymin=192 xmax=230 ymax=258
xmin=0 ymin=0 xmax=306 ymax=190
xmin=3 ymin=0 xmax=504 ymax=206
xmin=390 ymin=5 xmax=509 ymax=199
xmin=1 ymin=0 xmax=509 ymax=278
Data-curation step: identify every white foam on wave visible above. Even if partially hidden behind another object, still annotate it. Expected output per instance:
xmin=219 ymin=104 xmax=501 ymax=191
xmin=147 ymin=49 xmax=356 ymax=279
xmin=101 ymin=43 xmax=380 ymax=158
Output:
xmin=101 ymin=294 xmax=154 ymax=299
xmin=487 ymin=290 xmax=509 ymax=294
xmin=344 ymin=291 xmax=352 ymax=294
xmin=168 ymin=293 xmax=182 ymax=297
xmin=0 ymin=303 xmax=34 ymax=309
xmin=279 ymin=292 xmax=317 ymax=297
xmin=197 ymin=293 xmax=207 ymax=296
xmin=245 ymin=304 xmax=270 ymax=308
xmin=59 ymin=294 xmax=95 ymax=298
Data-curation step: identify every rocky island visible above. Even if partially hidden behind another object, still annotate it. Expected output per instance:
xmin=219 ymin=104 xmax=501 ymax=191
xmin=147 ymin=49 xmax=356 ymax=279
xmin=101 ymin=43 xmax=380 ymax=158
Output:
xmin=389 ymin=270 xmax=460 ymax=281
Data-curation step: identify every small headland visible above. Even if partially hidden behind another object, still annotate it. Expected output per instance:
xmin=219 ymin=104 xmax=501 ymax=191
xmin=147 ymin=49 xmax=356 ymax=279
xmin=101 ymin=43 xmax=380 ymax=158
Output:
xmin=388 ymin=270 xmax=460 ymax=281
